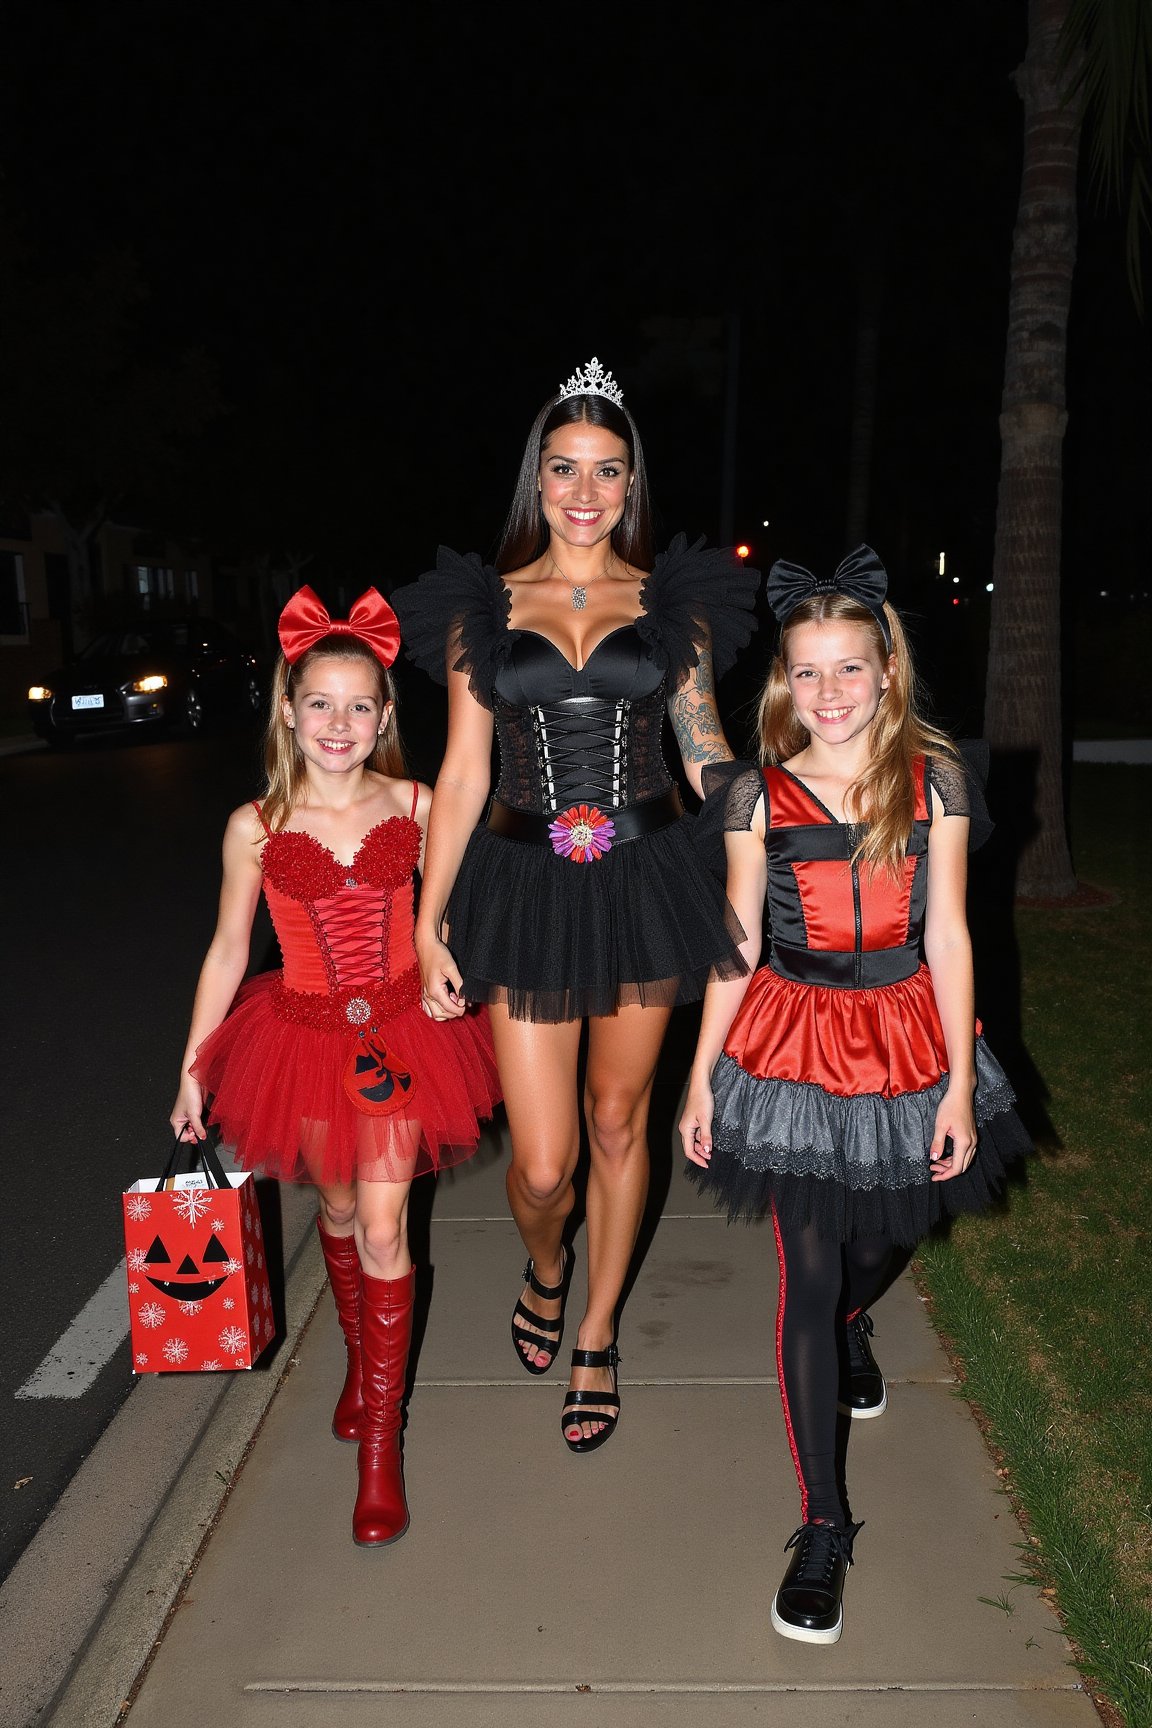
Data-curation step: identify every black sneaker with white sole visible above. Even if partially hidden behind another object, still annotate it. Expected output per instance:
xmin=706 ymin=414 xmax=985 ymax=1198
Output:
xmin=770 ymin=1520 xmax=861 ymax=1644
xmin=840 ymin=1309 xmax=887 ymax=1418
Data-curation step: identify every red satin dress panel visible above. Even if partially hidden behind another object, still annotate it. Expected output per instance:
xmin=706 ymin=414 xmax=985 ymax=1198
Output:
xmin=724 ymin=764 xmax=969 ymax=1099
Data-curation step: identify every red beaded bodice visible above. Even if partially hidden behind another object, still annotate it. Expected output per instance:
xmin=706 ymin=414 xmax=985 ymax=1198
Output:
xmin=254 ymin=803 xmax=423 ymax=1029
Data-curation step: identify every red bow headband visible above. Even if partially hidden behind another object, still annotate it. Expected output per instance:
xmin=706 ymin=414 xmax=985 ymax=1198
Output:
xmin=277 ymin=586 xmax=401 ymax=669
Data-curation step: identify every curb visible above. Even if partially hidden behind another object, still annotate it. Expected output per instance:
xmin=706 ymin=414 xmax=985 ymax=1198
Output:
xmin=12 ymin=1230 xmax=328 ymax=1728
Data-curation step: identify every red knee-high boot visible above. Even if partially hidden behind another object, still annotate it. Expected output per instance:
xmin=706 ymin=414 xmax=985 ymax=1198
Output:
xmin=353 ymin=1267 xmax=415 ymax=1547
xmin=316 ymin=1220 xmax=364 ymax=1442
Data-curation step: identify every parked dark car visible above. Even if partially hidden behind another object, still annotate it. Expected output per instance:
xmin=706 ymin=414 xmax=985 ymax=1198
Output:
xmin=28 ymin=619 xmax=262 ymax=746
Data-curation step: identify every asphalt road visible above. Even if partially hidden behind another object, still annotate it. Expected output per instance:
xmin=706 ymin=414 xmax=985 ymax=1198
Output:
xmin=0 ymin=725 xmax=281 ymax=1583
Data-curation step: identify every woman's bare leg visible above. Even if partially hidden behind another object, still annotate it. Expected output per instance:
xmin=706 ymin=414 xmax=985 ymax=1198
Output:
xmin=565 ymin=1001 xmax=672 ymax=1441
xmin=490 ymin=1006 xmax=583 ymax=1369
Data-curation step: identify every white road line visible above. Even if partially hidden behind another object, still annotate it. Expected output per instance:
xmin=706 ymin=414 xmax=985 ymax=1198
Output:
xmin=16 ymin=1260 xmax=129 ymax=1400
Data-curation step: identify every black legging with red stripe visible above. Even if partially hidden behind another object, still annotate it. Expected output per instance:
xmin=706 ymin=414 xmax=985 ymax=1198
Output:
xmin=771 ymin=1208 xmax=894 ymax=1526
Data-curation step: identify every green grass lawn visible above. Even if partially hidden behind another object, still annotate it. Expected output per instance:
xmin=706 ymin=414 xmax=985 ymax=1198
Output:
xmin=917 ymin=764 xmax=1152 ymax=1727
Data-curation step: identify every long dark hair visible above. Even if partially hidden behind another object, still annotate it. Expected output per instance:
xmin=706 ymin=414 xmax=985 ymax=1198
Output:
xmin=495 ymin=393 xmax=654 ymax=574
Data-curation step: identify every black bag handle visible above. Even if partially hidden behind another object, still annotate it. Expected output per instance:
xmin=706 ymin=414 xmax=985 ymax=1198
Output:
xmin=155 ymin=1131 xmax=232 ymax=1193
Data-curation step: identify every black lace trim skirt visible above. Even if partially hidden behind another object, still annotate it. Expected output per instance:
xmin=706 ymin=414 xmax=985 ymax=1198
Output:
xmin=687 ymin=1038 xmax=1032 ymax=1245
xmin=445 ymin=813 xmax=746 ymax=1023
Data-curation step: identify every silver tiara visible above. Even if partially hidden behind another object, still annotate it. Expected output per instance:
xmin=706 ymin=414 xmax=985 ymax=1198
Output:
xmin=557 ymin=356 xmax=624 ymax=407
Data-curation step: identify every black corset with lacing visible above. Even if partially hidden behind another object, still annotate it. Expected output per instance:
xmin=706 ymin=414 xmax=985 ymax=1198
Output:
xmin=493 ymin=685 xmax=672 ymax=812
xmin=490 ymin=624 xmax=672 ymax=814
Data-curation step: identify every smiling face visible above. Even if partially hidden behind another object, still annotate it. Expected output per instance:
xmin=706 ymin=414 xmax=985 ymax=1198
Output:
xmin=785 ymin=620 xmax=893 ymax=745
xmin=282 ymin=654 xmax=392 ymax=774
xmin=538 ymin=419 xmax=632 ymax=555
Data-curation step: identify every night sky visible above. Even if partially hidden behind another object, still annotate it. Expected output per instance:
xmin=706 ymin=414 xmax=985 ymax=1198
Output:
xmin=1 ymin=0 xmax=1148 ymax=691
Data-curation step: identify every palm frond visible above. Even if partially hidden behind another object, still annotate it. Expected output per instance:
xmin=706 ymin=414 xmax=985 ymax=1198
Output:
xmin=1061 ymin=0 xmax=1152 ymax=313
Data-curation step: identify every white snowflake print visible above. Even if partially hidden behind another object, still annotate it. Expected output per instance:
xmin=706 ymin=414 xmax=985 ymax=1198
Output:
xmin=222 ymin=1297 xmax=235 ymax=1311
xmin=125 ymin=1194 xmax=153 ymax=1222
xmin=243 ymin=1207 xmax=253 ymax=1229
xmin=225 ymin=1259 xmax=243 ymax=1276
xmin=256 ymin=1252 xmax=265 ymax=1271
xmin=200 ymin=1359 xmax=221 ymax=1371
xmin=249 ymin=1282 xmax=259 ymax=1307
xmin=173 ymin=1188 xmax=213 ymax=1225
xmin=233 ymin=1355 xmax=249 ymax=1369
xmin=262 ymin=1285 xmax=272 ymax=1311
xmin=138 ymin=1302 xmax=167 ymax=1330
xmin=218 ymin=1325 xmax=247 ymax=1354
xmin=245 ymin=1242 xmax=254 ymax=1265
xmin=211 ymin=1218 xmax=226 ymax=1233
xmin=162 ymin=1338 xmax=190 ymax=1365
xmin=178 ymin=1300 xmax=203 ymax=1317
xmin=128 ymin=1281 xmax=140 ymax=1294
xmin=135 ymin=1352 xmax=149 ymax=1367
xmin=127 ymin=1246 xmax=148 ymax=1272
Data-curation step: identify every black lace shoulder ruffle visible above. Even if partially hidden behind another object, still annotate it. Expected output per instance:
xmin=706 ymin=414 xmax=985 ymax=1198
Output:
xmin=636 ymin=533 xmax=759 ymax=688
xmin=695 ymin=758 xmax=763 ymax=884
xmin=391 ymin=547 xmax=517 ymax=710
xmin=394 ymin=535 xmax=758 ymax=708
xmin=927 ymin=741 xmax=993 ymax=851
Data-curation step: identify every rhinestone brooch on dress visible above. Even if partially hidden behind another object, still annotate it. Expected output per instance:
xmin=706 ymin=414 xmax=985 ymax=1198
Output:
xmin=345 ymin=997 xmax=373 ymax=1026
xmin=558 ymin=356 xmax=624 ymax=408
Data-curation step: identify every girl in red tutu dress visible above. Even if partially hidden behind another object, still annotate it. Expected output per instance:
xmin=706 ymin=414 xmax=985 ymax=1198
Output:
xmin=680 ymin=549 xmax=1029 ymax=1644
xmin=171 ymin=587 xmax=500 ymax=1547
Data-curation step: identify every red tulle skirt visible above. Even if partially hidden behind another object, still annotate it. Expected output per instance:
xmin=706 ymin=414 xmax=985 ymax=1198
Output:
xmin=192 ymin=973 xmax=501 ymax=1186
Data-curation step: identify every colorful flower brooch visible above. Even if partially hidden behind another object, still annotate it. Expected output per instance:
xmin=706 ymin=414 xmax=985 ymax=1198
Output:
xmin=548 ymin=804 xmax=616 ymax=862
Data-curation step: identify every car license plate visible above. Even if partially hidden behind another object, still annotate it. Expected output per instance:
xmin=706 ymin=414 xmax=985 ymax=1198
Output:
xmin=71 ymin=693 xmax=104 ymax=710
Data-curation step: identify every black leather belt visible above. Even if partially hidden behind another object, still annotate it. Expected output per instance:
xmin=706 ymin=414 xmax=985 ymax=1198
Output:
xmin=486 ymin=789 xmax=684 ymax=847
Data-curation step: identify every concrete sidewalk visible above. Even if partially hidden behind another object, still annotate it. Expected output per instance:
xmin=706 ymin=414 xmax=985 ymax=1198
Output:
xmin=55 ymin=1123 xmax=1093 ymax=1728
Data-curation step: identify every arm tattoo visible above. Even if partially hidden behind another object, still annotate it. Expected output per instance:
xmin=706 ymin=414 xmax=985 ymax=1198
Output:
xmin=693 ymin=641 xmax=716 ymax=699
xmin=668 ymin=662 xmax=731 ymax=767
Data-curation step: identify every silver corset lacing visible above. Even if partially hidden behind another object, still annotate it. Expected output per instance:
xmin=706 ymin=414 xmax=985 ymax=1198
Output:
xmin=531 ymin=697 xmax=629 ymax=810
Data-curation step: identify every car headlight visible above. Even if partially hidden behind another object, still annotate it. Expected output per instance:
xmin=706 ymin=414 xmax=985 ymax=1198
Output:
xmin=132 ymin=674 xmax=168 ymax=694
xmin=28 ymin=685 xmax=52 ymax=701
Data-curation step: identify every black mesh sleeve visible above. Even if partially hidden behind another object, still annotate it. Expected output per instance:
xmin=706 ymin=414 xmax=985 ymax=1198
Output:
xmin=696 ymin=759 xmax=764 ymax=882
xmin=928 ymin=742 xmax=993 ymax=850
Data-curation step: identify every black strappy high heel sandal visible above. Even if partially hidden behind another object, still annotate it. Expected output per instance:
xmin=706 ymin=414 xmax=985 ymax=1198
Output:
xmin=510 ymin=1248 xmax=570 ymax=1375
xmin=560 ymin=1344 xmax=621 ymax=1453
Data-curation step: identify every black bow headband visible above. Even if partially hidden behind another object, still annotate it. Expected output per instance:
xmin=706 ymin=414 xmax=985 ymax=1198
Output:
xmin=765 ymin=545 xmax=892 ymax=652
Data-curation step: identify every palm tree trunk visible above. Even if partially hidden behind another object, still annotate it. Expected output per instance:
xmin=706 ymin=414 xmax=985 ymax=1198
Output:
xmin=983 ymin=0 xmax=1079 ymax=899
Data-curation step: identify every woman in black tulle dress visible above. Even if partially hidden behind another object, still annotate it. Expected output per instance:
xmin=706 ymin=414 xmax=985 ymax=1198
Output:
xmin=393 ymin=358 xmax=757 ymax=1452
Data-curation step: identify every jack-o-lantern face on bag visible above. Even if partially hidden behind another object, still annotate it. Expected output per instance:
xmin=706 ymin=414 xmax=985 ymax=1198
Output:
xmin=143 ymin=1229 xmax=235 ymax=1303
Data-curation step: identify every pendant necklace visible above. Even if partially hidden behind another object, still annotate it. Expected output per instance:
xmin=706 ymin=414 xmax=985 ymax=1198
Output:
xmin=549 ymin=551 xmax=615 ymax=611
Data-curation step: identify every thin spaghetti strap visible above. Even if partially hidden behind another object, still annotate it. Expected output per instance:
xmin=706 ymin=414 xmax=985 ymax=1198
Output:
xmin=252 ymin=800 xmax=273 ymax=837
xmin=409 ymin=780 xmax=420 ymax=819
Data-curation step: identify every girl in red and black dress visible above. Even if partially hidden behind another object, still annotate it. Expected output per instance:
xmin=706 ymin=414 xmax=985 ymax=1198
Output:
xmin=680 ymin=549 xmax=1029 ymax=1645
xmin=171 ymin=588 xmax=499 ymax=1547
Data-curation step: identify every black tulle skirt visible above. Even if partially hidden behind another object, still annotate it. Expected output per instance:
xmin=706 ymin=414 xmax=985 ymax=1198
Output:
xmin=447 ymin=814 xmax=746 ymax=1022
